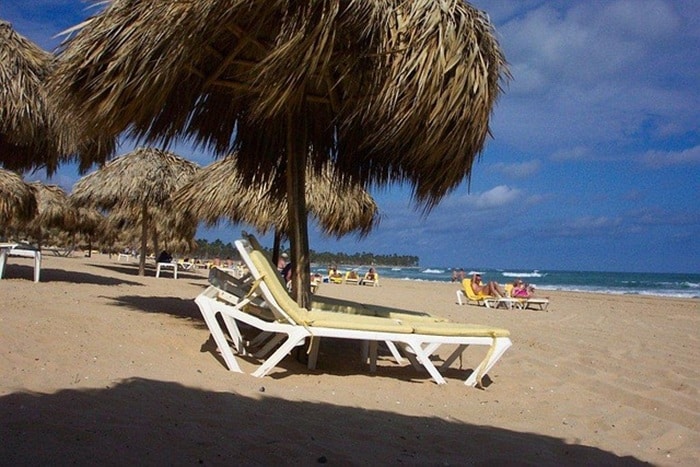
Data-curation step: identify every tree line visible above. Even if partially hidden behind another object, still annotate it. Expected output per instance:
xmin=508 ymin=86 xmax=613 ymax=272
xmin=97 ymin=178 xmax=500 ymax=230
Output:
xmin=190 ymin=239 xmax=419 ymax=267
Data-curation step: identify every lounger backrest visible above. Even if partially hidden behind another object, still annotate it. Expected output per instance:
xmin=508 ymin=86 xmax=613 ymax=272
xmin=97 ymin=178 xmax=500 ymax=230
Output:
xmin=248 ymin=249 xmax=309 ymax=324
xmin=504 ymin=283 xmax=514 ymax=297
xmin=243 ymin=232 xmax=290 ymax=290
xmin=462 ymin=278 xmax=477 ymax=299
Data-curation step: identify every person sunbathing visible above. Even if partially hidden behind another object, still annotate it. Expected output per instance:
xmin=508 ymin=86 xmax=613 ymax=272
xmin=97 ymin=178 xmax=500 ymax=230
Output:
xmin=471 ymin=273 xmax=504 ymax=298
xmin=511 ymin=279 xmax=536 ymax=298
xmin=328 ymin=266 xmax=343 ymax=283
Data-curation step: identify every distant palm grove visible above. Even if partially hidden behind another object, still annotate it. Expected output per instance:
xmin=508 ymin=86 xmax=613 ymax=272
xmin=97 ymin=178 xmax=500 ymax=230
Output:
xmin=191 ymin=239 xmax=419 ymax=267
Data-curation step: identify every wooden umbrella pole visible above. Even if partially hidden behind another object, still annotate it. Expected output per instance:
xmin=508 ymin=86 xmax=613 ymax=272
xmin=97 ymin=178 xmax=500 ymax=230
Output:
xmin=286 ymin=110 xmax=311 ymax=308
xmin=139 ymin=202 xmax=148 ymax=276
xmin=272 ymin=228 xmax=282 ymax=270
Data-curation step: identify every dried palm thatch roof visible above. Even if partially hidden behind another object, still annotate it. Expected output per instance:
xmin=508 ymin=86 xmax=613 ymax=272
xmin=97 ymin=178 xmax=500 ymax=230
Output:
xmin=0 ymin=21 xmax=58 ymax=172
xmin=71 ymin=147 xmax=198 ymax=209
xmin=73 ymin=205 xmax=105 ymax=236
xmin=0 ymin=21 xmax=115 ymax=175
xmin=50 ymin=0 xmax=507 ymax=205
xmin=105 ymin=202 xmax=198 ymax=253
xmin=173 ymin=155 xmax=378 ymax=237
xmin=71 ymin=147 xmax=198 ymax=275
xmin=0 ymin=168 xmax=37 ymax=224
xmin=26 ymin=182 xmax=77 ymax=233
xmin=50 ymin=0 xmax=507 ymax=304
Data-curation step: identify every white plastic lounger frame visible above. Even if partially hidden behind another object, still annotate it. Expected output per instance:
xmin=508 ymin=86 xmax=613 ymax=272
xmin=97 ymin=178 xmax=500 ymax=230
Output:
xmin=0 ymin=244 xmax=41 ymax=283
xmin=195 ymin=237 xmax=511 ymax=387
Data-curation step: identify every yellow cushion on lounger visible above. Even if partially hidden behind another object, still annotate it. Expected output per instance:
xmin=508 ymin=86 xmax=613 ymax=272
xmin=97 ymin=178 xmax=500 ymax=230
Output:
xmin=305 ymin=310 xmax=414 ymax=333
xmin=312 ymin=296 xmax=448 ymax=322
xmin=249 ymin=250 xmax=309 ymax=324
xmin=410 ymin=321 xmax=510 ymax=338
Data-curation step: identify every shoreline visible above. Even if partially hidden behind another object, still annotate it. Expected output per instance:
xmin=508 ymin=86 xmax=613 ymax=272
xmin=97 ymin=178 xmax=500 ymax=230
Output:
xmin=1 ymin=253 xmax=698 ymax=465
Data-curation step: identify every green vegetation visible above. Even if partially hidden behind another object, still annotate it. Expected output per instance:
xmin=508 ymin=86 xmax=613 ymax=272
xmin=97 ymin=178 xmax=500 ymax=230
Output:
xmin=191 ymin=239 xmax=419 ymax=267
xmin=309 ymin=251 xmax=418 ymax=267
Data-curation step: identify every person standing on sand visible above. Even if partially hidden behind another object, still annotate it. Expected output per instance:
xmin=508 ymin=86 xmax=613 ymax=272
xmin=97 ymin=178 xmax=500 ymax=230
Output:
xmin=277 ymin=252 xmax=288 ymax=273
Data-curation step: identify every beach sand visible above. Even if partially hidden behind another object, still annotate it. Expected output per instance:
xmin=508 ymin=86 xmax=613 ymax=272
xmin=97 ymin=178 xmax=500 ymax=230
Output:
xmin=1 ymin=253 xmax=698 ymax=465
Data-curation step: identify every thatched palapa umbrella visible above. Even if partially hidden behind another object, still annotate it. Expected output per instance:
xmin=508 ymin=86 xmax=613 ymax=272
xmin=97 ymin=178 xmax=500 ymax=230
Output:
xmin=0 ymin=20 xmax=59 ymax=172
xmin=71 ymin=147 xmax=198 ymax=275
xmin=24 ymin=182 xmax=77 ymax=248
xmin=0 ymin=168 xmax=37 ymax=225
xmin=172 ymin=155 xmax=379 ymax=263
xmin=50 ymin=0 xmax=508 ymax=306
xmin=105 ymin=202 xmax=198 ymax=258
xmin=0 ymin=21 xmax=114 ymax=175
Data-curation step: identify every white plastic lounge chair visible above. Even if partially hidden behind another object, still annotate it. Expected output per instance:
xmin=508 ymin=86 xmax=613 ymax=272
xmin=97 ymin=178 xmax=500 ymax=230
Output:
xmin=0 ymin=243 xmax=41 ymax=283
xmin=458 ymin=278 xmax=494 ymax=306
xmin=344 ymin=270 xmax=360 ymax=285
xmin=520 ymin=297 xmax=550 ymax=310
xmin=194 ymin=235 xmax=512 ymax=387
xmin=505 ymin=283 xmax=550 ymax=310
xmin=360 ymin=270 xmax=379 ymax=287
xmin=156 ymin=261 xmax=177 ymax=278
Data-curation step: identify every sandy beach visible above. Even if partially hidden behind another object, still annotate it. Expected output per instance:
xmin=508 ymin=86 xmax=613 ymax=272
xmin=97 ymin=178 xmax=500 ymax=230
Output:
xmin=1 ymin=253 xmax=698 ymax=465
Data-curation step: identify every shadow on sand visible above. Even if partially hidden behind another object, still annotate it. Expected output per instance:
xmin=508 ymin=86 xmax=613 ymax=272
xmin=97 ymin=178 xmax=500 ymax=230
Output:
xmin=91 ymin=262 xmax=206 ymax=281
xmin=0 ymin=378 xmax=648 ymax=465
xmin=1 ymin=264 xmax=143 ymax=286
xmin=110 ymin=294 xmax=204 ymax=321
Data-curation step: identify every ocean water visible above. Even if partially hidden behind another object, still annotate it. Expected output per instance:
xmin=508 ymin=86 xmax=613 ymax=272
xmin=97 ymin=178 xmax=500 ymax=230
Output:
xmin=311 ymin=265 xmax=700 ymax=299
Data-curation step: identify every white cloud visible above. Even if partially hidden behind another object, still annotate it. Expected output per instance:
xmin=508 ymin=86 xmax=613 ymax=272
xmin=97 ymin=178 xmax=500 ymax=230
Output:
xmin=492 ymin=160 xmax=542 ymax=178
xmin=641 ymin=145 xmax=700 ymax=167
xmin=550 ymin=146 xmax=590 ymax=161
xmin=476 ymin=0 xmax=699 ymax=156
xmin=468 ymin=185 xmax=522 ymax=209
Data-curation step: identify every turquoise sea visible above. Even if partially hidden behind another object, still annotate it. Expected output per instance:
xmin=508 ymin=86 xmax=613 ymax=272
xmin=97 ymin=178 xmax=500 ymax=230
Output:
xmin=311 ymin=265 xmax=700 ymax=299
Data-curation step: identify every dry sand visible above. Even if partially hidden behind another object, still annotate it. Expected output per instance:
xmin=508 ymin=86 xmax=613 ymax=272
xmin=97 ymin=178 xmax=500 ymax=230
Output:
xmin=1 ymin=253 xmax=698 ymax=465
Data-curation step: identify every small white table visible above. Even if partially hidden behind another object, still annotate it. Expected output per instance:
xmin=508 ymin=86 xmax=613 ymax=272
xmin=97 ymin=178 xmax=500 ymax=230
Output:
xmin=117 ymin=253 xmax=131 ymax=262
xmin=156 ymin=262 xmax=178 ymax=279
xmin=0 ymin=243 xmax=42 ymax=283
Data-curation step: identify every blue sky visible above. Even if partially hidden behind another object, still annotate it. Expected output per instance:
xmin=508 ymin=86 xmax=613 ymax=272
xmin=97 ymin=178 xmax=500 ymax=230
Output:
xmin=4 ymin=0 xmax=699 ymax=273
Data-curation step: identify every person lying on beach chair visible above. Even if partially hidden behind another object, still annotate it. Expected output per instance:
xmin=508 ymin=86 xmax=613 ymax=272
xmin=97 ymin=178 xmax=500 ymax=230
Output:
xmin=470 ymin=273 xmax=504 ymax=298
xmin=345 ymin=269 xmax=360 ymax=284
xmin=360 ymin=267 xmax=379 ymax=286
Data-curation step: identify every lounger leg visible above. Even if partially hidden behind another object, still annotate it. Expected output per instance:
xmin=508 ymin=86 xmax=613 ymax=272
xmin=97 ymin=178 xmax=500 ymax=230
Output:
xmin=441 ymin=344 xmax=468 ymax=369
xmin=384 ymin=341 xmax=405 ymax=365
xmin=33 ymin=251 xmax=41 ymax=282
xmin=219 ymin=312 xmax=245 ymax=354
xmin=254 ymin=333 xmax=286 ymax=358
xmin=249 ymin=331 xmax=275 ymax=348
xmin=456 ymin=290 xmax=464 ymax=305
xmin=393 ymin=344 xmax=424 ymax=371
xmin=194 ymin=295 xmax=243 ymax=373
xmin=251 ymin=329 xmax=308 ymax=378
xmin=368 ymin=341 xmax=378 ymax=372
xmin=0 ymin=250 xmax=7 ymax=279
xmin=404 ymin=340 xmax=447 ymax=384
xmin=307 ymin=336 xmax=322 ymax=370
xmin=464 ymin=338 xmax=512 ymax=387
